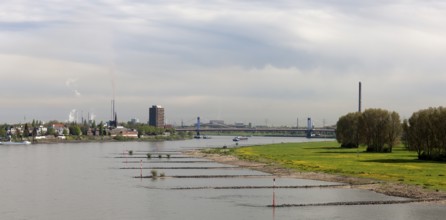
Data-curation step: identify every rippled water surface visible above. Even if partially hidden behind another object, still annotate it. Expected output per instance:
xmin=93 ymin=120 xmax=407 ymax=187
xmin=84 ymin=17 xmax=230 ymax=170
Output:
xmin=1 ymin=136 xmax=445 ymax=220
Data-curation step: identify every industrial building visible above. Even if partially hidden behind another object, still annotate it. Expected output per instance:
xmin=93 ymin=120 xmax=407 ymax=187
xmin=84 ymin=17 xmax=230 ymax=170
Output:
xmin=148 ymin=105 xmax=165 ymax=128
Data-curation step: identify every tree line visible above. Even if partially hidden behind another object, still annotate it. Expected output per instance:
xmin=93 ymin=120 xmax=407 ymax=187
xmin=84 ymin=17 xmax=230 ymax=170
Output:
xmin=336 ymin=106 xmax=446 ymax=161
xmin=0 ymin=120 xmax=176 ymax=141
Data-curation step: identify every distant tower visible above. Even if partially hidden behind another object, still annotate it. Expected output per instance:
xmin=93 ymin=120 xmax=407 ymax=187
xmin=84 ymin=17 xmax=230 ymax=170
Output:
xmin=307 ymin=117 xmax=313 ymax=130
xmin=109 ymin=99 xmax=118 ymax=128
xmin=196 ymin=117 xmax=201 ymax=137
xmin=148 ymin=105 xmax=165 ymax=128
xmin=306 ymin=117 xmax=313 ymax=138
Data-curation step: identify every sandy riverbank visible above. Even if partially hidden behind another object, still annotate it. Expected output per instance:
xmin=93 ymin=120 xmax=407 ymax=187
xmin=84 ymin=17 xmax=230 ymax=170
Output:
xmin=187 ymin=150 xmax=446 ymax=204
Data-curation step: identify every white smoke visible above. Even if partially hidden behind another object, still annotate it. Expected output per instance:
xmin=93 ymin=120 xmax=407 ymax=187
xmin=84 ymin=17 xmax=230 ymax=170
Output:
xmin=74 ymin=89 xmax=81 ymax=97
xmin=90 ymin=113 xmax=96 ymax=121
xmin=66 ymin=78 xmax=81 ymax=97
xmin=68 ymin=109 xmax=77 ymax=123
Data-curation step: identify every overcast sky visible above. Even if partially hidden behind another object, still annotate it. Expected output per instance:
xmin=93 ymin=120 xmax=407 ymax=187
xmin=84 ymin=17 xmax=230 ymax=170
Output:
xmin=1 ymin=0 xmax=446 ymax=127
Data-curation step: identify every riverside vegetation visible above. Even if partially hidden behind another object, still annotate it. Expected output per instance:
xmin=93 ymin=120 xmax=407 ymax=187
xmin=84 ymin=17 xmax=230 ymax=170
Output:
xmin=200 ymin=106 xmax=446 ymax=198
xmin=0 ymin=121 xmax=194 ymax=143
xmin=337 ymin=107 xmax=446 ymax=161
xmin=204 ymin=141 xmax=446 ymax=192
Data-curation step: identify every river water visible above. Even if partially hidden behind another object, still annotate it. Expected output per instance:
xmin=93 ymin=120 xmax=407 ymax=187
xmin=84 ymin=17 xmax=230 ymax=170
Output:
xmin=1 ymin=136 xmax=445 ymax=220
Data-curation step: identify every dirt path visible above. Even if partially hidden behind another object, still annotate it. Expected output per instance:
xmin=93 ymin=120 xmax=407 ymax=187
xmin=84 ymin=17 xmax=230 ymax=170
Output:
xmin=186 ymin=150 xmax=446 ymax=204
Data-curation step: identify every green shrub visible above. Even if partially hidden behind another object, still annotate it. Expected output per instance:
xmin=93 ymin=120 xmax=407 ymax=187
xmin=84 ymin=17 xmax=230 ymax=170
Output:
xmin=151 ymin=170 xmax=157 ymax=178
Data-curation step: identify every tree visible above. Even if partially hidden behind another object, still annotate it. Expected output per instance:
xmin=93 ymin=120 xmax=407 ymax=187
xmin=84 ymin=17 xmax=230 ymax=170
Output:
xmin=69 ymin=124 xmax=82 ymax=136
xmin=46 ymin=127 xmax=56 ymax=136
xmin=32 ymin=127 xmax=38 ymax=142
xmin=98 ymin=121 xmax=104 ymax=137
xmin=23 ymin=123 xmax=30 ymax=138
xmin=336 ymin=108 xmax=402 ymax=152
xmin=336 ymin=112 xmax=361 ymax=148
xmin=403 ymin=107 xmax=446 ymax=160
xmin=80 ymin=121 xmax=89 ymax=136
xmin=63 ymin=128 xmax=68 ymax=136
xmin=135 ymin=124 xmax=166 ymax=137
xmin=15 ymin=127 xmax=22 ymax=141
xmin=386 ymin=111 xmax=402 ymax=152
xmin=0 ymin=124 xmax=7 ymax=138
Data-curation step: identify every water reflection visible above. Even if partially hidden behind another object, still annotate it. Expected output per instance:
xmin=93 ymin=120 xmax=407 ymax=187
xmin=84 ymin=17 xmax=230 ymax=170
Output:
xmin=272 ymin=190 xmax=276 ymax=220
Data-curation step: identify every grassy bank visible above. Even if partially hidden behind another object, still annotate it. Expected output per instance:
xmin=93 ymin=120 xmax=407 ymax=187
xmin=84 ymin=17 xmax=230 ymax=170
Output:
xmin=212 ymin=141 xmax=446 ymax=192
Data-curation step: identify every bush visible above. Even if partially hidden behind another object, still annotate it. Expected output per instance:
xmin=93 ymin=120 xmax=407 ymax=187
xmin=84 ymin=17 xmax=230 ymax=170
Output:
xmin=151 ymin=170 xmax=157 ymax=178
xmin=113 ymin=135 xmax=131 ymax=141
xmin=128 ymin=150 xmax=133 ymax=155
xmin=146 ymin=153 xmax=151 ymax=158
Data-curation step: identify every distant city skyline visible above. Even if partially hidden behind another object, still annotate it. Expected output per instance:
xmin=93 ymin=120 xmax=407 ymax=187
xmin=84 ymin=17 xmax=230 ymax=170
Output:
xmin=2 ymin=1 xmax=446 ymax=127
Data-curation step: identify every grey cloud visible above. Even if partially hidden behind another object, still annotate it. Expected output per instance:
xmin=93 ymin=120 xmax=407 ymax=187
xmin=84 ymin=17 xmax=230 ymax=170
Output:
xmin=1 ymin=0 xmax=446 ymax=125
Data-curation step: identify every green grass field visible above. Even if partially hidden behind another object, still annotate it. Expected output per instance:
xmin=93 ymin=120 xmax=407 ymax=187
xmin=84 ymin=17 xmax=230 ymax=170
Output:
xmin=228 ymin=141 xmax=446 ymax=191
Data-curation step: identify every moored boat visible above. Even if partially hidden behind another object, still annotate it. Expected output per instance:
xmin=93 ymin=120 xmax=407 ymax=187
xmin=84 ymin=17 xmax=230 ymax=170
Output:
xmin=232 ymin=136 xmax=248 ymax=141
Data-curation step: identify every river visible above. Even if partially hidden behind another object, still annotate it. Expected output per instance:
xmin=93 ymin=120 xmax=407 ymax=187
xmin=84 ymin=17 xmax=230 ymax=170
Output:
xmin=1 ymin=136 xmax=445 ymax=219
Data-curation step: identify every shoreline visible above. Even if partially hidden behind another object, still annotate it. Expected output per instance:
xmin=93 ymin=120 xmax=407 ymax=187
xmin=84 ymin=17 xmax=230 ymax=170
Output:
xmin=187 ymin=150 xmax=446 ymax=204
xmin=18 ymin=136 xmax=192 ymax=145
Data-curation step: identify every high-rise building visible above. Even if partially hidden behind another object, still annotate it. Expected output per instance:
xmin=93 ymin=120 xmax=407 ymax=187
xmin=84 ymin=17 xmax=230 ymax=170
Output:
xmin=149 ymin=105 xmax=165 ymax=128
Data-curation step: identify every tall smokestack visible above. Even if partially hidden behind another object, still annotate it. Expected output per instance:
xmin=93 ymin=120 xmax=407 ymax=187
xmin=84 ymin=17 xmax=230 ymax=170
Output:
xmin=358 ymin=81 xmax=362 ymax=112
xmin=113 ymin=100 xmax=117 ymax=127
xmin=111 ymin=100 xmax=113 ymax=121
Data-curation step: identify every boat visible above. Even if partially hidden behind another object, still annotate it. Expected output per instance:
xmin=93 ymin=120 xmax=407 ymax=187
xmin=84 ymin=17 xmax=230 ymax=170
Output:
xmin=232 ymin=136 xmax=248 ymax=142
xmin=0 ymin=141 xmax=32 ymax=145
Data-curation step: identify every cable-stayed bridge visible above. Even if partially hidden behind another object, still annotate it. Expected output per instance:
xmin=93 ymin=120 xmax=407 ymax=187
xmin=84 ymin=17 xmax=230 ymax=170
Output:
xmin=176 ymin=117 xmax=335 ymax=138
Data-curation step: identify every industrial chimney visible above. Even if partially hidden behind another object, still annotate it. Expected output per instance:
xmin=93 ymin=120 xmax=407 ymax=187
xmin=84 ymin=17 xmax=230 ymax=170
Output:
xmin=358 ymin=81 xmax=362 ymax=113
